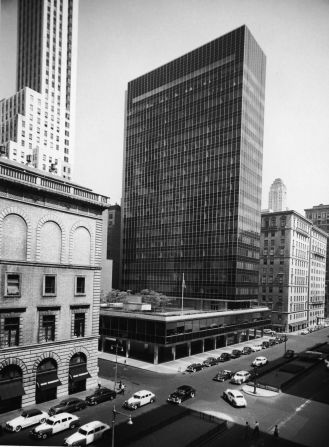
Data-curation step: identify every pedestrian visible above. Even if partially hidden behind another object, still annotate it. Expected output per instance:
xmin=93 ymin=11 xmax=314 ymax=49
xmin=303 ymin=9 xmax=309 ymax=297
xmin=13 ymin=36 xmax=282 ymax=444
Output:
xmin=98 ymin=382 xmax=101 ymax=389
xmin=244 ymin=421 xmax=250 ymax=440
xmin=274 ymin=425 xmax=279 ymax=438
xmin=254 ymin=421 xmax=260 ymax=439
xmin=121 ymin=382 xmax=125 ymax=395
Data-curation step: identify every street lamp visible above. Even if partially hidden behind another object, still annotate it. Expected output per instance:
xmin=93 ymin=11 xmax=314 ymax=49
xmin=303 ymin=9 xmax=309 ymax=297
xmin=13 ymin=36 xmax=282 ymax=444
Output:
xmin=110 ymin=339 xmax=124 ymax=393
xmin=111 ymin=403 xmax=133 ymax=447
xmin=252 ymin=365 xmax=258 ymax=394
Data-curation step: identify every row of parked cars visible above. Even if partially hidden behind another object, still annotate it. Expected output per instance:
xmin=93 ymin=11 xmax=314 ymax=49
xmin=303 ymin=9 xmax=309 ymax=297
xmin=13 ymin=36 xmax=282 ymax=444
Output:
xmin=185 ymin=336 xmax=286 ymax=373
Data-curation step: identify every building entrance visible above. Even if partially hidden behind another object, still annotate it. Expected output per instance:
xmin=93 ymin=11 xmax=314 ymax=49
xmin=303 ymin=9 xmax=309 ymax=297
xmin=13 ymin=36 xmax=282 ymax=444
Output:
xmin=0 ymin=365 xmax=25 ymax=414
xmin=35 ymin=358 xmax=61 ymax=404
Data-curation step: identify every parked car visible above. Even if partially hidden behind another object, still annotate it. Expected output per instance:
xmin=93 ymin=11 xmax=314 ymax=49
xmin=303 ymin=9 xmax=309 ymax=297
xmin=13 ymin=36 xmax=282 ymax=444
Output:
xmin=252 ymin=356 xmax=268 ymax=367
xmin=202 ymin=357 xmax=218 ymax=367
xmin=251 ymin=344 xmax=262 ymax=352
xmin=186 ymin=363 xmax=203 ymax=373
xmin=263 ymin=329 xmax=276 ymax=336
xmin=5 ymin=409 xmax=48 ymax=432
xmin=85 ymin=387 xmax=116 ymax=406
xmin=261 ymin=341 xmax=270 ymax=349
xmin=30 ymin=413 xmax=80 ymax=440
xmin=63 ymin=421 xmax=110 ymax=446
xmin=231 ymin=349 xmax=243 ymax=358
xmin=167 ymin=385 xmax=196 ymax=404
xmin=230 ymin=370 xmax=251 ymax=384
xmin=123 ymin=390 xmax=155 ymax=410
xmin=217 ymin=352 xmax=231 ymax=362
xmin=242 ymin=346 xmax=253 ymax=355
xmin=301 ymin=329 xmax=309 ymax=335
xmin=284 ymin=350 xmax=295 ymax=359
xmin=268 ymin=338 xmax=277 ymax=346
xmin=213 ymin=370 xmax=234 ymax=382
xmin=222 ymin=389 xmax=247 ymax=407
xmin=49 ymin=398 xmax=87 ymax=416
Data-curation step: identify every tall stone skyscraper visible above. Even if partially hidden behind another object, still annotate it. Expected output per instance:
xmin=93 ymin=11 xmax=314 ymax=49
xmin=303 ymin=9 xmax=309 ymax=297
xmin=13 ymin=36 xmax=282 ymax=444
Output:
xmin=122 ymin=26 xmax=266 ymax=310
xmin=268 ymin=178 xmax=287 ymax=212
xmin=0 ymin=0 xmax=79 ymax=180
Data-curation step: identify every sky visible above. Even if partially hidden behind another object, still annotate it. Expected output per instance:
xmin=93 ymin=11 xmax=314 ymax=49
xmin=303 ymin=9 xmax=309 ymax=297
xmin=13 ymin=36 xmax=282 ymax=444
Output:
xmin=1 ymin=0 xmax=329 ymax=213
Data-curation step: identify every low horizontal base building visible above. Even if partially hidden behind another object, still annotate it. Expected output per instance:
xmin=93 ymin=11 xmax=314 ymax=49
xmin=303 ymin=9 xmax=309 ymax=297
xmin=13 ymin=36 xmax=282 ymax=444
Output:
xmin=99 ymin=307 xmax=271 ymax=364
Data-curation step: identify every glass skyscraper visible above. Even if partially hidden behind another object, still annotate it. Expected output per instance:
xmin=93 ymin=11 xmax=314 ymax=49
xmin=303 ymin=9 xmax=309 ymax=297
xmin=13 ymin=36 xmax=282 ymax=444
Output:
xmin=122 ymin=25 xmax=266 ymax=310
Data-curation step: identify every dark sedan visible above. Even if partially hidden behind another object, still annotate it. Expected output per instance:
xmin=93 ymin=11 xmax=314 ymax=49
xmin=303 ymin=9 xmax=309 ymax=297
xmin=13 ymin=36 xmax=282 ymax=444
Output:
xmin=167 ymin=385 xmax=196 ymax=404
xmin=48 ymin=398 xmax=86 ymax=416
xmin=284 ymin=349 xmax=295 ymax=359
xmin=202 ymin=357 xmax=218 ymax=367
xmin=213 ymin=370 xmax=234 ymax=382
xmin=217 ymin=353 xmax=231 ymax=362
xmin=231 ymin=349 xmax=243 ymax=358
xmin=85 ymin=387 xmax=116 ymax=405
xmin=186 ymin=363 xmax=203 ymax=373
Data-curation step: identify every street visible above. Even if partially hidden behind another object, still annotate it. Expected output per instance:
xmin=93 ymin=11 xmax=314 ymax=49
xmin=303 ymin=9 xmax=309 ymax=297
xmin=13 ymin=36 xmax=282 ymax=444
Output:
xmin=1 ymin=328 xmax=329 ymax=446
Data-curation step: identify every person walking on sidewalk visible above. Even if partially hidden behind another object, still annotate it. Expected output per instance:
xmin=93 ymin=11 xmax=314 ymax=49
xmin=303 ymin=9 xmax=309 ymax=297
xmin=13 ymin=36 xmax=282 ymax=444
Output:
xmin=253 ymin=421 xmax=260 ymax=439
xmin=244 ymin=421 xmax=251 ymax=440
xmin=274 ymin=424 xmax=279 ymax=438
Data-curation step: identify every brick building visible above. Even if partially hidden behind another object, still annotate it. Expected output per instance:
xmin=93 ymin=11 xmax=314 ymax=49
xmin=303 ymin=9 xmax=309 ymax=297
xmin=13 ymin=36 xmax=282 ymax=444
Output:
xmin=0 ymin=158 xmax=109 ymax=413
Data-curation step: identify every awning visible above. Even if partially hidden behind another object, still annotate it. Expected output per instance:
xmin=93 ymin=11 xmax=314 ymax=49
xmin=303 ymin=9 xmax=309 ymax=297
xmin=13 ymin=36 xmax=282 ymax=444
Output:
xmin=36 ymin=371 xmax=62 ymax=390
xmin=0 ymin=380 xmax=25 ymax=400
xmin=69 ymin=364 xmax=91 ymax=382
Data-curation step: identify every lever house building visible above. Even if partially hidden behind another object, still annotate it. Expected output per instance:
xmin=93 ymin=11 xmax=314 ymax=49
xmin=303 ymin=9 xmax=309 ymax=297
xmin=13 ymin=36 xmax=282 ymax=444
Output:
xmin=121 ymin=25 xmax=266 ymax=311
xmin=0 ymin=158 xmax=110 ymax=413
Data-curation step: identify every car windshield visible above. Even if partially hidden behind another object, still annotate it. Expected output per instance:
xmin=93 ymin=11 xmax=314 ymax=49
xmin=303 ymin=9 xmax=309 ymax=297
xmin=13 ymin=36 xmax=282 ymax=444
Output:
xmin=59 ymin=400 xmax=68 ymax=405
xmin=236 ymin=395 xmax=244 ymax=399
xmin=45 ymin=419 xmax=55 ymax=425
xmin=21 ymin=411 xmax=28 ymax=417
xmin=133 ymin=394 xmax=141 ymax=399
xmin=78 ymin=428 xmax=88 ymax=435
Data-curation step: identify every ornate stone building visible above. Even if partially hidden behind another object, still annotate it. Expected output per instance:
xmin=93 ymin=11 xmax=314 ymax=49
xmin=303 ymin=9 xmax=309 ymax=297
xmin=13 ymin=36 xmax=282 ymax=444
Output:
xmin=0 ymin=158 xmax=109 ymax=413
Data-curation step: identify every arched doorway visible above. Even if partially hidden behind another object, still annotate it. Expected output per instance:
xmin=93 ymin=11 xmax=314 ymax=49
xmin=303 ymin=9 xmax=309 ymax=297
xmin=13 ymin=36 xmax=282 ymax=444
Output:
xmin=0 ymin=364 xmax=25 ymax=414
xmin=68 ymin=353 xmax=90 ymax=395
xmin=35 ymin=358 xmax=61 ymax=404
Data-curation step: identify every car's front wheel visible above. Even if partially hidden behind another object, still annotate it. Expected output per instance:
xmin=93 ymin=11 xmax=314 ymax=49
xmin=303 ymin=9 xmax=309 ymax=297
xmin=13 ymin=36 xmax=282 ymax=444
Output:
xmin=40 ymin=418 xmax=46 ymax=423
xmin=70 ymin=422 xmax=78 ymax=429
xmin=42 ymin=433 xmax=48 ymax=440
xmin=190 ymin=392 xmax=195 ymax=398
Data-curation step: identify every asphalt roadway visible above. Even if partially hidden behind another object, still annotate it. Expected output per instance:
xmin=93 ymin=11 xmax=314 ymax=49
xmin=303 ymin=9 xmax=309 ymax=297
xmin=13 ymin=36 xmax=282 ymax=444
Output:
xmin=1 ymin=328 xmax=328 ymax=446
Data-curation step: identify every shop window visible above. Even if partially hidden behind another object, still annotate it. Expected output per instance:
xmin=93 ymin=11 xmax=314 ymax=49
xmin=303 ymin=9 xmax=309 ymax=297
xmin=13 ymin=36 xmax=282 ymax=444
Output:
xmin=43 ymin=275 xmax=56 ymax=296
xmin=75 ymin=276 xmax=86 ymax=295
xmin=5 ymin=273 xmax=21 ymax=296
xmin=3 ymin=318 xmax=20 ymax=347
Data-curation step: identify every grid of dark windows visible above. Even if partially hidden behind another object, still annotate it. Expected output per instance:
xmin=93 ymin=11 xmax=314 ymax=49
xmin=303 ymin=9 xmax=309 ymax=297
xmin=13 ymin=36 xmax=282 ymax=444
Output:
xmin=122 ymin=26 xmax=266 ymax=309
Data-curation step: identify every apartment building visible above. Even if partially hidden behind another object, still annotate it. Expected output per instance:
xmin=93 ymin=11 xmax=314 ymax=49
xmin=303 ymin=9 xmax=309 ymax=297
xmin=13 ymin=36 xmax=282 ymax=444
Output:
xmin=259 ymin=210 xmax=327 ymax=332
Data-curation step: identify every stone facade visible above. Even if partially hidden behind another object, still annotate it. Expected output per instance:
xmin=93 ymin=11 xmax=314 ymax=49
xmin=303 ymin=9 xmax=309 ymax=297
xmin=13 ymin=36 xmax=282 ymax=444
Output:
xmin=0 ymin=159 xmax=109 ymax=410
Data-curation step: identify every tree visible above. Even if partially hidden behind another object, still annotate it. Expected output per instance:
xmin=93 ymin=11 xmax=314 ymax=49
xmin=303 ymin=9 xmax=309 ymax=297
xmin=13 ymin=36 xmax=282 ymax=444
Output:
xmin=139 ymin=289 xmax=171 ymax=309
xmin=103 ymin=289 xmax=129 ymax=303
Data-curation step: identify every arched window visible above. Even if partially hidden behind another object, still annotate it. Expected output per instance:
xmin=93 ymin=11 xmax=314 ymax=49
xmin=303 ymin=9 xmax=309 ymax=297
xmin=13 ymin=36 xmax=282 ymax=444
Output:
xmin=40 ymin=221 xmax=62 ymax=263
xmin=72 ymin=227 xmax=91 ymax=265
xmin=2 ymin=214 xmax=27 ymax=260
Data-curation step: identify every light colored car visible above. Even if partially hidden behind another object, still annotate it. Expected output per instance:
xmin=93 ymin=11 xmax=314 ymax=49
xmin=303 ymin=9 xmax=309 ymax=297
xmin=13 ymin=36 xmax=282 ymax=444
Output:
xmin=251 ymin=345 xmax=262 ymax=352
xmin=31 ymin=412 xmax=80 ymax=439
xmin=223 ymin=389 xmax=247 ymax=407
xmin=5 ymin=408 xmax=48 ymax=432
xmin=123 ymin=390 xmax=155 ymax=410
xmin=252 ymin=356 xmax=268 ymax=367
xmin=63 ymin=420 xmax=110 ymax=446
xmin=230 ymin=370 xmax=251 ymax=384
xmin=301 ymin=329 xmax=309 ymax=335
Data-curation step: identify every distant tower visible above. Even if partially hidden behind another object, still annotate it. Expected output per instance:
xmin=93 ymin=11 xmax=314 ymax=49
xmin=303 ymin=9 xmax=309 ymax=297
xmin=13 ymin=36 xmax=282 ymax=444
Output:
xmin=0 ymin=0 xmax=79 ymax=180
xmin=268 ymin=178 xmax=287 ymax=212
